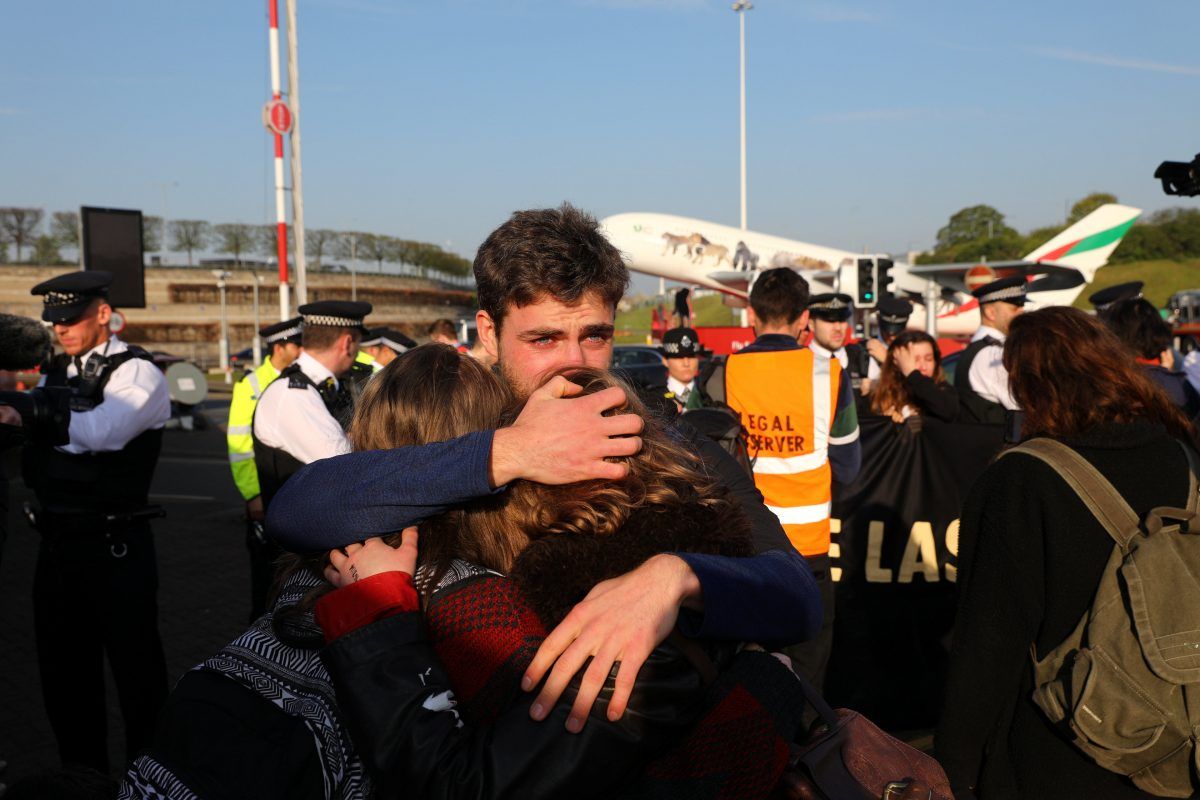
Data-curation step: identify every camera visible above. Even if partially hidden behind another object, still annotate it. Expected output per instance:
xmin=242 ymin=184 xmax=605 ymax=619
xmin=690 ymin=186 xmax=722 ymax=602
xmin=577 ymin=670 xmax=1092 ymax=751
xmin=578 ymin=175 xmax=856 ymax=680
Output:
xmin=0 ymin=387 xmax=72 ymax=449
xmin=848 ymin=345 xmax=871 ymax=379
xmin=1155 ymin=154 xmax=1200 ymax=197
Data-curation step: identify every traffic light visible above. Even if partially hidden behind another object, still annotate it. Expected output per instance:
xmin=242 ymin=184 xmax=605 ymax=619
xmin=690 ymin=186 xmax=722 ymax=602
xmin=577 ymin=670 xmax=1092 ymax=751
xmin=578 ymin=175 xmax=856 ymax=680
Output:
xmin=856 ymin=258 xmax=876 ymax=306
xmin=877 ymin=257 xmax=894 ymax=301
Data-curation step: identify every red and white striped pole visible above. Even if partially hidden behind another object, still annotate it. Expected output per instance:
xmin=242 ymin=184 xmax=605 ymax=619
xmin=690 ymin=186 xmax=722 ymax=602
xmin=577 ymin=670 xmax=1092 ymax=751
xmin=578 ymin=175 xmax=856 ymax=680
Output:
xmin=267 ymin=0 xmax=290 ymax=321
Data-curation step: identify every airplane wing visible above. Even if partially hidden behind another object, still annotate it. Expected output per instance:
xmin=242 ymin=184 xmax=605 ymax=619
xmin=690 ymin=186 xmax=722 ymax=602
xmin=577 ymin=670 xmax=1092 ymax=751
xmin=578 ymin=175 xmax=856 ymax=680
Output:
xmin=704 ymin=270 xmax=751 ymax=297
xmin=706 ymin=267 xmax=840 ymax=296
xmin=905 ymin=261 xmax=1084 ymax=294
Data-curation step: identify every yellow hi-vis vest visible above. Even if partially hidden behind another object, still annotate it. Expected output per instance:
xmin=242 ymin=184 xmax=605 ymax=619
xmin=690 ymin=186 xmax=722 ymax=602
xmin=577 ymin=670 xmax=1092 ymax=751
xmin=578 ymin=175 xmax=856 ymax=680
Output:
xmin=356 ymin=350 xmax=382 ymax=373
xmin=725 ymin=347 xmax=841 ymax=556
xmin=227 ymin=359 xmax=282 ymax=501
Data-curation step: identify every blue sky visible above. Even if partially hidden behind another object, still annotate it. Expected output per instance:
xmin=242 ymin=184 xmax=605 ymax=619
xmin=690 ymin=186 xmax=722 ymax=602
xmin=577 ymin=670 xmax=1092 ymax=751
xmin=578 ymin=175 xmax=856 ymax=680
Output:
xmin=3 ymin=0 xmax=1199 ymax=284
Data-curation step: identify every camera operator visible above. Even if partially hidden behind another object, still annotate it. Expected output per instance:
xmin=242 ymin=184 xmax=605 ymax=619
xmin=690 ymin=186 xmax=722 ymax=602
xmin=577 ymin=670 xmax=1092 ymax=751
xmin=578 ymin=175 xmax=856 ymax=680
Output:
xmin=3 ymin=271 xmax=171 ymax=774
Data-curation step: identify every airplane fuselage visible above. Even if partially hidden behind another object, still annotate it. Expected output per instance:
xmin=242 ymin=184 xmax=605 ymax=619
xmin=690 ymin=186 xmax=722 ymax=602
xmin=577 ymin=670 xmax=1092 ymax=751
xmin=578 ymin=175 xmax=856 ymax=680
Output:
xmin=601 ymin=212 xmax=983 ymax=337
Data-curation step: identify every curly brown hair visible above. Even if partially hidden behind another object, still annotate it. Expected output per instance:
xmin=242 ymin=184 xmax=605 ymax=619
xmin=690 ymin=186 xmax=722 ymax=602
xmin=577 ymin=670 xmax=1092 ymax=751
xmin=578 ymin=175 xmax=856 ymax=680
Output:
xmin=473 ymin=204 xmax=629 ymax=331
xmin=274 ymin=345 xmax=737 ymax=605
xmin=1004 ymin=307 xmax=1193 ymax=441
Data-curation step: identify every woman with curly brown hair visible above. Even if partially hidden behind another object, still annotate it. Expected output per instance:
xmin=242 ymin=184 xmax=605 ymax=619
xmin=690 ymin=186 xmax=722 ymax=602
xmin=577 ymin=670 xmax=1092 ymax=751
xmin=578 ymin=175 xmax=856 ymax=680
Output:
xmin=936 ymin=307 xmax=1198 ymax=799
xmin=868 ymin=330 xmax=958 ymax=423
xmin=311 ymin=344 xmax=809 ymax=799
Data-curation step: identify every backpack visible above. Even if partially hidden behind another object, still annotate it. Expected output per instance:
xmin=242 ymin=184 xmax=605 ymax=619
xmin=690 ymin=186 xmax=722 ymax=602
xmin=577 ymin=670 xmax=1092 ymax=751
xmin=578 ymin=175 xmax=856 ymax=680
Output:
xmin=679 ymin=405 xmax=754 ymax=476
xmin=1000 ymin=437 xmax=1200 ymax=798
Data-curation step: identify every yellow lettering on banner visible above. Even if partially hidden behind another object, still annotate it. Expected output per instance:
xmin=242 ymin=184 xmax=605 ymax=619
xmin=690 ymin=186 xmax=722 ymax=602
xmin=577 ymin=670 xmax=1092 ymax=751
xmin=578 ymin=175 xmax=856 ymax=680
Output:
xmin=865 ymin=521 xmax=893 ymax=583
xmin=898 ymin=521 xmax=940 ymax=584
xmin=829 ymin=519 xmax=842 ymax=582
xmin=944 ymin=519 xmax=960 ymax=583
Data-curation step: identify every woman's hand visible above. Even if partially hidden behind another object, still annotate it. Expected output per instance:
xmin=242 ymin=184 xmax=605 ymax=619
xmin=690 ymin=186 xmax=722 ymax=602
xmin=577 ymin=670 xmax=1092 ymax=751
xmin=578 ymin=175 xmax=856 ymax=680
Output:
xmin=893 ymin=344 xmax=918 ymax=377
xmin=325 ymin=527 xmax=419 ymax=588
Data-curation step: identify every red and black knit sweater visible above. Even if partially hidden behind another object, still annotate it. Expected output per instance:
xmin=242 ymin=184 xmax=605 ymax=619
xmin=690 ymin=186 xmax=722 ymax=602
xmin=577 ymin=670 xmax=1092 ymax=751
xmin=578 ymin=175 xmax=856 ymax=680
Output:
xmin=422 ymin=496 xmax=807 ymax=799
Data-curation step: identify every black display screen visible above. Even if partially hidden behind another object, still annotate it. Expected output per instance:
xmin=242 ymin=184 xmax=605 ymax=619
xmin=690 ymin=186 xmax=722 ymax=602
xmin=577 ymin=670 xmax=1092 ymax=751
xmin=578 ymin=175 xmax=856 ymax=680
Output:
xmin=81 ymin=206 xmax=145 ymax=308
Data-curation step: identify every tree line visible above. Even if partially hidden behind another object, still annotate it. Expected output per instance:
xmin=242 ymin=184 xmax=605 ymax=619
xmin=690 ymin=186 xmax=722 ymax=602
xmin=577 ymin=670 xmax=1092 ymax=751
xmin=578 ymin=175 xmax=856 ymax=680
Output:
xmin=916 ymin=193 xmax=1200 ymax=265
xmin=0 ymin=208 xmax=473 ymax=278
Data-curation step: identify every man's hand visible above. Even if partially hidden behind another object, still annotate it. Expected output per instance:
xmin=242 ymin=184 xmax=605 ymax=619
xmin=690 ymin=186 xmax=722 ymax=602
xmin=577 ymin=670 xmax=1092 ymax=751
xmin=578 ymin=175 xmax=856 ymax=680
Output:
xmin=0 ymin=405 xmax=21 ymax=427
xmin=522 ymin=554 xmax=701 ymax=733
xmin=490 ymin=375 xmax=643 ymax=488
xmin=866 ymin=338 xmax=887 ymax=365
xmin=245 ymin=495 xmax=265 ymax=522
xmin=325 ymin=528 xmax=419 ymax=587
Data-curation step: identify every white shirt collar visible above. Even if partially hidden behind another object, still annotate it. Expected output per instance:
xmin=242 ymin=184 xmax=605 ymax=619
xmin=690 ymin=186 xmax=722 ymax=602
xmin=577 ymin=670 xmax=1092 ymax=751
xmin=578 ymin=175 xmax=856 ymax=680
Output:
xmin=81 ymin=335 xmax=125 ymax=360
xmin=296 ymin=350 xmax=337 ymax=388
xmin=809 ymin=341 xmax=848 ymax=367
xmin=974 ymin=325 xmax=1006 ymax=344
xmin=67 ymin=336 xmax=125 ymax=375
xmin=666 ymin=375 xmax=694 ymax=397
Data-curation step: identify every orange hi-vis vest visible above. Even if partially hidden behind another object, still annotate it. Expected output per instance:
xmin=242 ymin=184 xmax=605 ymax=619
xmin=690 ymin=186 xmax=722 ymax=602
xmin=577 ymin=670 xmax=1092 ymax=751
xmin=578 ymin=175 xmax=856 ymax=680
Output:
xmin=726 ymin=347 xmax=842 ymax=556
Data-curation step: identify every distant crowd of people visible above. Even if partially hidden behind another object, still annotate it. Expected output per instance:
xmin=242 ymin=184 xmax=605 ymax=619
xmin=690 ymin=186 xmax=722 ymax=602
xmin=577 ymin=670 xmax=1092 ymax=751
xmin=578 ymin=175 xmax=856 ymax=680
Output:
xmin=3 ymin=203 xmax=1200 ymax=800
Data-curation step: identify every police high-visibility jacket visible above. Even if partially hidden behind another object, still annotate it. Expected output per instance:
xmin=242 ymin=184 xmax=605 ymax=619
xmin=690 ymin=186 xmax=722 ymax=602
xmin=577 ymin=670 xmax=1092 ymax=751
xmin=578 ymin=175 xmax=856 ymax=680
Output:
xmin=227 ymin=360 xmax=282 ymax=501
xmin=356 ymin=350 xmax=382 ymax=373
xmin=725 ymin=334 xmax=862 ymax=556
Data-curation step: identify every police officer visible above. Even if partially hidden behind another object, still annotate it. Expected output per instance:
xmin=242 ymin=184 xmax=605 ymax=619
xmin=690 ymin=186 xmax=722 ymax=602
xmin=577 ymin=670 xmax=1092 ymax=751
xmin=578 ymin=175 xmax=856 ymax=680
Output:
xmin=863 ymin=296 xmax=914 ymax=390
xmin=955 ymin=276 xmax=1027 ymax=423
xmin=654 ymin=326 xmax=707 ymax=411
xmin=17 ymin=271 xmax=171 ymax=772
xmin=1089 ymin=281 xmax=1144 ymax=319
xmin=226 ymin=316 xmax=302 ymax=619
xmin=252 ymin=301 xmax=371 ymax=510
xmin=361 ymin=326 xmax=417 ymax=369
xmin=807 ymin=293 xmax=867 ymax=377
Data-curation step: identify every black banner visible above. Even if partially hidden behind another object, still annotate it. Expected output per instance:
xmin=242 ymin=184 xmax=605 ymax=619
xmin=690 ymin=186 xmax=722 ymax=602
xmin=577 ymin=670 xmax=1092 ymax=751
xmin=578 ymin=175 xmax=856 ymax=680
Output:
xmin=825 ymin=415 xmax=1005 ymax=729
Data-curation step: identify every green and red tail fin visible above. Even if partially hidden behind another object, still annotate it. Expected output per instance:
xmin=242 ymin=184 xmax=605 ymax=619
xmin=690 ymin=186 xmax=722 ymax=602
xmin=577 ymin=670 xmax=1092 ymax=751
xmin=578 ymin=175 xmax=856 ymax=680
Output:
xmin=1023 ymin=203 xmax=1142 ymax=279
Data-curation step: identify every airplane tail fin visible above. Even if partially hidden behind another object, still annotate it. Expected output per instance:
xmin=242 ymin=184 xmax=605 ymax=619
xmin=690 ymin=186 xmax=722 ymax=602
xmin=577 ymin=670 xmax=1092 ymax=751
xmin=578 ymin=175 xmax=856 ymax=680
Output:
xmin=1021 ymin=203 xmax=1142 ymax=283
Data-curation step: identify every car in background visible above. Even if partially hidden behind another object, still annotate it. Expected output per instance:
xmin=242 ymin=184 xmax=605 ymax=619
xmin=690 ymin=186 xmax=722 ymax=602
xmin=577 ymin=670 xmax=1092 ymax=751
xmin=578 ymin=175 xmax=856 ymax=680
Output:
xmin=150 ymin=351 xmax=187 ymax=370
xmin=611 ymin=344 xmax=716 ymax=390
xmin=229 ymin=348 xmax=255 ymax=371
xmin=612 ymin=345 xmax=667 ymax=388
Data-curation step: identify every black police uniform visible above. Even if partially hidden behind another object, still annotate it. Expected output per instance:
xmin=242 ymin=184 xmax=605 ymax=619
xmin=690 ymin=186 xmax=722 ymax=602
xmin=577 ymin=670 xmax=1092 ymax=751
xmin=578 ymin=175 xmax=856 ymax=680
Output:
xmin=253 ymin=365 xmax=353 ymax=509
xmin=251 ymin=301 xmax=371 ymax=511
xmin=20 ymin=271 xmax=170 ymax=773
xmin=954 ymin=277 xmax=1026 ymax=424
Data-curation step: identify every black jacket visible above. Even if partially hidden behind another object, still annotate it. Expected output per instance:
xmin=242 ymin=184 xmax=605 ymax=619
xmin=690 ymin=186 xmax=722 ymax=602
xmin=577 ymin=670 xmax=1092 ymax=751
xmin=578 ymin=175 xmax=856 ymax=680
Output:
xmin=1144 ymin=364 xmax=1200 ymax=419
xmin=935 ymin=420 xmax=1191 ymax=799
xmin=905 ymin=372 xmax=960 ymax=422
xmin=322 ymin=495 xmax=806 ymax=799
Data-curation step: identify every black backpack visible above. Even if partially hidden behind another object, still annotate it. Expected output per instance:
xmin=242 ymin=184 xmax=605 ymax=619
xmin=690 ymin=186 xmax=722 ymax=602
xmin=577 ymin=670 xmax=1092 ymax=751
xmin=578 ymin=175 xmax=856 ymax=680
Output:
xmin=679 ymin=405 xmax=754 ymax=475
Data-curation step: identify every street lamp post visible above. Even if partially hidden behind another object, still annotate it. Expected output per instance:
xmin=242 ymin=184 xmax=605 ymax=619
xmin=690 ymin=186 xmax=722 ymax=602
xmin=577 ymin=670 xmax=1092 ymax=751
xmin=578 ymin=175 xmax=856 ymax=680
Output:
xmin=252 ymin=272 xmax=264 ymax=367
xmin=733 ymin=1 xmax=753 ymax=232
xmin=350 ymin=234 xmax=357 ymax=301
xmin=213 ymin=270 xmax=232 ymax=384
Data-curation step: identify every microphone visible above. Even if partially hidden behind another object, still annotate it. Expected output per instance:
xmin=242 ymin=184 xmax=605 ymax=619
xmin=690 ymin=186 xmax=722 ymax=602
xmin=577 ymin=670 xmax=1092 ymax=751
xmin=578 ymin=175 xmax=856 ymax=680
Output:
xmin=0 ymin=313 xmax=52 ymax=371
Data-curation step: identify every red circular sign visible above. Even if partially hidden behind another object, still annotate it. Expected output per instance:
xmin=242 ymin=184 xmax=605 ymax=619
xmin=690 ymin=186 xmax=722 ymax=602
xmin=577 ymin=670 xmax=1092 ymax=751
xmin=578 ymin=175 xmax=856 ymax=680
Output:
xmin=965 ymin=264 xmax=997 ymax=292
xmin=262 ymin=99 xmax=293 ymax=135
xmin=109 ymin=309 xmax=126 ymax=335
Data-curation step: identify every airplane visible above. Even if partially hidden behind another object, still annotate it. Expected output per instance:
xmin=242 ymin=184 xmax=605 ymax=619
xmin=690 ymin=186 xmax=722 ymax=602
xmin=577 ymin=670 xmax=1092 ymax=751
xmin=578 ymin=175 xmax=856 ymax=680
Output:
xmin=600 ymin=204 xmax=1142 ymax=337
